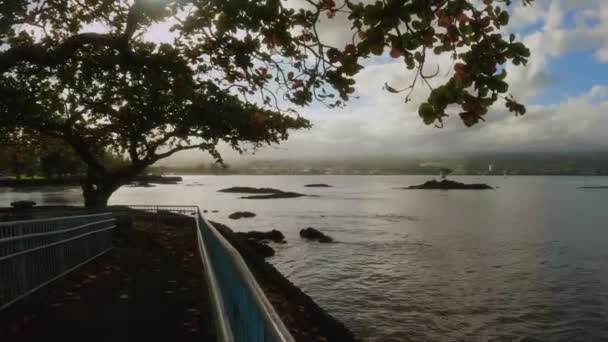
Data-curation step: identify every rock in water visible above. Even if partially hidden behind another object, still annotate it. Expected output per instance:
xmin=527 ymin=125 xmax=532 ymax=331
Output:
xmin=404 ymin=179 xmax=493 ymax=190
xmin=300 ymin=227 xmax=333 ymax=243
xmin=10 ymin=200 xmax=36 ymax=210
xmin=237 ymin=230 xmax=286 ymax=243
xmin=218 ymin=186 xmax=306 ymax=199
xmin=240 ymin=192 xmax=305 ymax=199
xmin=304 ymin=184 xmax=333 ymax=188
xmin=218 ymin=187 xmax=284 ymax=194
xmin=228 ymin=211 xmax=256 ymax=219
xmin=250 ymin=242 xmax=275 ymax=258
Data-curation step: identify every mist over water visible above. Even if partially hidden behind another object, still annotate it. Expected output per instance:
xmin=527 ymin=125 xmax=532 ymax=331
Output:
xmin=2 ymin=175 xmax=608 ymax=341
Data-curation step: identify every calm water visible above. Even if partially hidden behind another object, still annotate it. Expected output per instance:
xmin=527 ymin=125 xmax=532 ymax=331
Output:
xmin=2 ymin=176 xmax=608 ymax=341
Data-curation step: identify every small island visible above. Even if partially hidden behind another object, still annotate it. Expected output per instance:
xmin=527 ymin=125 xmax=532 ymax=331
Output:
xmin=228 ymin=211 xmax=257 ymax=219
xmin=304 ymin=184 xmax=333 ymax=188
xmin=404 ymin=179 xmax=493 ymax=190
xmin=219 ymin=186 xmax=284 ymax=194
xmin=218 ymin=186 xmax=306 ymax=199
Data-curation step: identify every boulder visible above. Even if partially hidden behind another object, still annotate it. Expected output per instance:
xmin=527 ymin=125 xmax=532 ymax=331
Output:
xmin=300 ymin=227 xmax=333 ymax=243
xmin=10 ymin=200 xmax=36 ymax=210
xmin=248 ymin=240 xmax=275 ymax=258
xmin=237 ymin=229 xmax=286 ymax=243
xmin=228 ymin=211 xmax=257 ymax=220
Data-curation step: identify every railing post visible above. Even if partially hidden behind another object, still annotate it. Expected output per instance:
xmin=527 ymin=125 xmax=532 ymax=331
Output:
xmin=57 ymin=220 xmax=66 ymax=274
xmin=16 ymin=224 xmax=28 ymax=299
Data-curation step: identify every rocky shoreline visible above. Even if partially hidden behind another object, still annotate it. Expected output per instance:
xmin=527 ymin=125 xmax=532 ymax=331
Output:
xmin=211 ymin=221 xmax=360 ymax=341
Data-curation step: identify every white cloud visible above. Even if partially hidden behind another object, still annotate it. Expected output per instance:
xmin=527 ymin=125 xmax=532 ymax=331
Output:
xmin=163 ymin=0 xmax=608 ymax=164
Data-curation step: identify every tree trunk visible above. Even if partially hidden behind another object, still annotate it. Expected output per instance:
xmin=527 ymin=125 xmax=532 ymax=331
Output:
xmin=82 ymin=167 xmax=120 ymax=209
xmin=83 ymin=187 xmax=115 ymax=208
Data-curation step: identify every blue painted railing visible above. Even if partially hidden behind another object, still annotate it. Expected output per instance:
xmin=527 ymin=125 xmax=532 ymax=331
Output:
xmin=124 ymin=205 xmax=294 ymax=342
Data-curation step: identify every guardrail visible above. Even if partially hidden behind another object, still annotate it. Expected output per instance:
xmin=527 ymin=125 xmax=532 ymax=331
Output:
xmin=0 ymin=205 xmax=294 ymax=342
xmin=0 ymin=213 xmax=116 ymax=311
xmin=124 ymin=205 xmax=294 ymax=342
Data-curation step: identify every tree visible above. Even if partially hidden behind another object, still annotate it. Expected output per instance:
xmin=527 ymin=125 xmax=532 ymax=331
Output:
xmin=0 ymin=128 xmax=40 ymax=179
xmin=0 ymin=0 xmax=532 ymax=207
xmin=439 ymin=167 xmax=453 ymax=179
xmin=39 ymin=137 xmax=86 ymax=179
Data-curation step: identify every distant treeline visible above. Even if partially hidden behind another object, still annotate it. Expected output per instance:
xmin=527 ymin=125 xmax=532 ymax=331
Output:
xmin=150 ymin=152 xmax=608 ymax=176
xmin=0 ymin=136 xmax=130 ymax=179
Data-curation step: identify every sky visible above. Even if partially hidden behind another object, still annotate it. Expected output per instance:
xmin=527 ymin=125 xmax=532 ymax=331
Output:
xmin=158 ymin=0 xmax=608 ymax=165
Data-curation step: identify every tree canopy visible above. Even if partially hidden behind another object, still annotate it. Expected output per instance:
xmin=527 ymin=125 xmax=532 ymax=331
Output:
xmin=0 ymin=0 xmax=532 ymax=206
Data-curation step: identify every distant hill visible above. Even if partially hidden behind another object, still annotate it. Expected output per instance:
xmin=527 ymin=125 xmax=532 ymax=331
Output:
xmin=150 ymin=152 xmax=608 ymax=176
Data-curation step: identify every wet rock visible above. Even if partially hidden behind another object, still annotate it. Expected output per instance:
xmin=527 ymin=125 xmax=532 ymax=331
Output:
xmin=304 ymin=184 xmax=333 ymax=188
xmin=404 ymin=179 xmax=493 ymax=190
xmin=241 ymin=192 xmax=305 ymax=199
xmin=300 ymin=227 xmax=333 ymax=243
xmin=237 ymin=229 xmax=286 ymax=243
xmin=127 ymin=181 xmax=155 ymax=188
xmin=250 ymin=241 xmax=275 ymax=258
xmin=219 ymin=186 xmax=306 ymax=199
xmin=218 ymin=187 xmax=284 ymax=194
xmin=228 ymin=211 xmax=256 ymax=220
xmin=10 ymin=201 xmax=36 ymax=210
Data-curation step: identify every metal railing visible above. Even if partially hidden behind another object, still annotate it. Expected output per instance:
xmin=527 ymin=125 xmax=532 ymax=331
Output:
xmin=124 ymin=205 xmax=294 ymax=342
xmin=0 ymin=213 xmax=116 ymax=311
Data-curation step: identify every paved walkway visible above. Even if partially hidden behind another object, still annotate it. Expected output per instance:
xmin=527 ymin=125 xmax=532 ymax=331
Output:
xmin=0 ymin=221 xmax=216 ymax=342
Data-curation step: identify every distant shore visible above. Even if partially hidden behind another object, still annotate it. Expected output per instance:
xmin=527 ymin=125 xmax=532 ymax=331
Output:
xmin=0 ymin=175 xmax=183 ymax=188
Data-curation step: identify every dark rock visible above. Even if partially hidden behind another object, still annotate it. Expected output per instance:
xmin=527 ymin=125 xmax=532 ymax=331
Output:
xmin=241 ymin=192 xmax=305 ymax=199
xmin=248 ymin=240 xmax=275 ymax=258
xmin=228 ymin=211 xmax=257 ymax=220
xmin=10 ymin=201 xmax=36 ymax=210
xmin=211 ymin=210 xmax=219 ymax=213
xmin=404 ymin=179 xmax=493 ymax=190
xmin=137 ymin=175 xmax=183 ymax=184
xmin=218 ymin=187 xmax=284 ymax=194
xmin=127 ymin=181 xmax=155 ymax=188
xmin=300 ymin=227 xmax=334 ymax=243
xmin=219 ymin=186 xmax=306 ymax=199
xmin=236 ymin=229 xmax=286 ymax=243
xmin=304 ymin=184 xmax=333 ymax=188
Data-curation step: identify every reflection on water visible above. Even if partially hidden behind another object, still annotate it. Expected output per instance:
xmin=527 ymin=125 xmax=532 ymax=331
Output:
xmin=0 ymin=187 xmax=82 ymax=206
xmin=2 ymin=175 xmax=608 ymax=341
